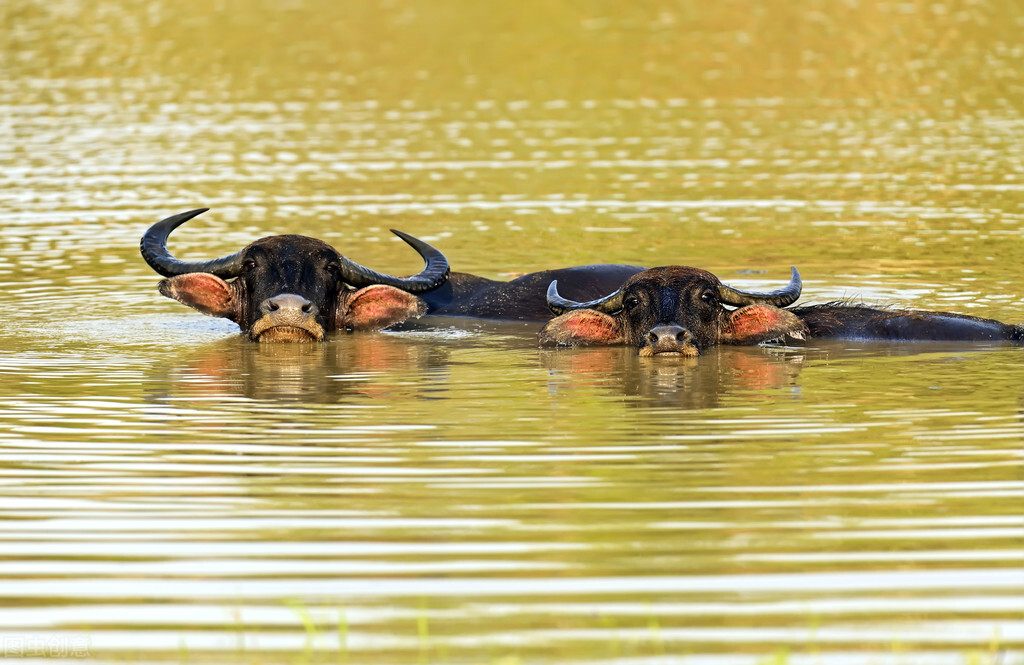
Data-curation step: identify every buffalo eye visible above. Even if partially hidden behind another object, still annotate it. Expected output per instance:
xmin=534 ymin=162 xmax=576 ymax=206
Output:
xmin=625 ymin=297 xmax=641 ymax=310
xmin=325 ymin=263 xmax=341 ymax=277
xmin=700 ymin=290 xmax=716 ymax=304
xmin=242 ymin=259 xmax=257 ymax=272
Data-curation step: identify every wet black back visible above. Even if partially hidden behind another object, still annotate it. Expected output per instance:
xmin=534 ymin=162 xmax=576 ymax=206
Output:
xmin=793 ymin=303 xmax=1024 ymax=342
xmin=421 ymin=264 xmax=646 ymax=322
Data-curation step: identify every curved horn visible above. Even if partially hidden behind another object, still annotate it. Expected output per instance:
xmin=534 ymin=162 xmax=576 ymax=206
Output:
xmin=336 ymin=229 xmax=450 ymax=293
xmin=718 ymin=266 xmax=802 ymax=308
xmin=546 ymin=280 xmax=625 ymax=316
xmin=140 ymin=208 xmax=245 ymax=278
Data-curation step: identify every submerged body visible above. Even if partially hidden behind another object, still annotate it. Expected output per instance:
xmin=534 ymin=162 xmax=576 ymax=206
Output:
xmin=539 ymin=265 xmax=1024 ymax=356
xmin=793 ymin=303 xmax=1024 ymax=343
xmin=420 ymin=264 xmax=646 ymax=322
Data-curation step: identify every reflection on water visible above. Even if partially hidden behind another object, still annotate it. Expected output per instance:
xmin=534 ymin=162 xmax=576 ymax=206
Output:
xmin=542 ymin=344 xmax=807 ymax=410
xmin=154 ymin=330 xmax=809 ymax=408
xmin=3 ymin=0 xmax=1024 ymax=663
xmin=152 ymin=332 xmax=455 ymax=403
xmin=2 ymin=321 xmax=1021 ymax=663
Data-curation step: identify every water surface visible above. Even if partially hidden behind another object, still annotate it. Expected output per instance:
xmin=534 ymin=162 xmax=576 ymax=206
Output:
xmin=1 ymin=1 xmax=1023 ymax=663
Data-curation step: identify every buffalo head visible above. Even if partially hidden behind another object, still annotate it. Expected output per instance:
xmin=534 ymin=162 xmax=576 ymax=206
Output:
xmin=141 ymin=209 xmax=450 ymax=342
xmin=539 ymin=266 xmax=808 ymax=356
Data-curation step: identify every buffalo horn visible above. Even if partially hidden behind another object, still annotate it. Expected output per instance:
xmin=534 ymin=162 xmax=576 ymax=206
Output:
xmin=340 ymin=229 xmax=450 ymax=293
xmin=717 ymin=266 xmax=802 ymax=308
xmin=140 ymin=208 xmax=245 ymax=278
xmin=546 ymin=280 xmax=625 ymax=316
xmin=141 ymin=209 xmax=449 ymax=292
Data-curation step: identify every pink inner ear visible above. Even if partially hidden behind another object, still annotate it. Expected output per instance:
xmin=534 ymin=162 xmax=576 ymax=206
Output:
xmin=343 ymin=285 xmax=426 ymax=331
xmin=723 ymin=304 xmax=807 ymax=344
xmin=159 ymin=273 xmax=236 ymax=318
xmin=539 ymin=310 xmax=623 ymax=346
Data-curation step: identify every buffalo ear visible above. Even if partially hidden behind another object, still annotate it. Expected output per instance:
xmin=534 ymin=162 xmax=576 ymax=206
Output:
xmin=340 ymin=285 xmax=427 ymax=331
xmin=722 ymin=304 xmax=808 ymax=345
xmin=158 ymin=274 xmax=238 ymax=320
xmin=539 ymin=310 xmax=624 ymax=346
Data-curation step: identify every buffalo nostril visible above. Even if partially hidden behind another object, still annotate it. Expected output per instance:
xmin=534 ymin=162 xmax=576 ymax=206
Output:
xmin=648 ymin=324 xmax=688 ymax=347
xmin=262 ymin=294 xmax=315 ymax=316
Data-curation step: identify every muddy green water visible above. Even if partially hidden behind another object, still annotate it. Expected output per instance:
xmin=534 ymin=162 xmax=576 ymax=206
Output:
xmin=2 ymin=1 xmax=1024 ymax=663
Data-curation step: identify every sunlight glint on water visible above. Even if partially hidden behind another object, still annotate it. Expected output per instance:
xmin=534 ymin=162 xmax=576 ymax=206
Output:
xmin=2 ymin=0 xmax=1024 ymax=663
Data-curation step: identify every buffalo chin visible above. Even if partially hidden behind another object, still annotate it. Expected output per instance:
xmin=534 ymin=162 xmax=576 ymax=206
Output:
xmin=639 ymin=345 xmax=700 ymax=358
xmin=253 ymin=326 xmax=323 ymax=343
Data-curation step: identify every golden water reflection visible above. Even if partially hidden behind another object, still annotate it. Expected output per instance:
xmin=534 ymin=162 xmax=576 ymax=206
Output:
xmin=3 ymin=0 xmax=1024 ymax=663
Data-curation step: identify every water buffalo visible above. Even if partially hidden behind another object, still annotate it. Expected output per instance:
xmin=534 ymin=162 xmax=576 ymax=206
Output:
xmin=141 ymin=208 xmax=450 ymax=342
xmin=539 ymin=265 xmax=1024 ymax=356
xmin=142 ymin=209 xmax=645 ymax=341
